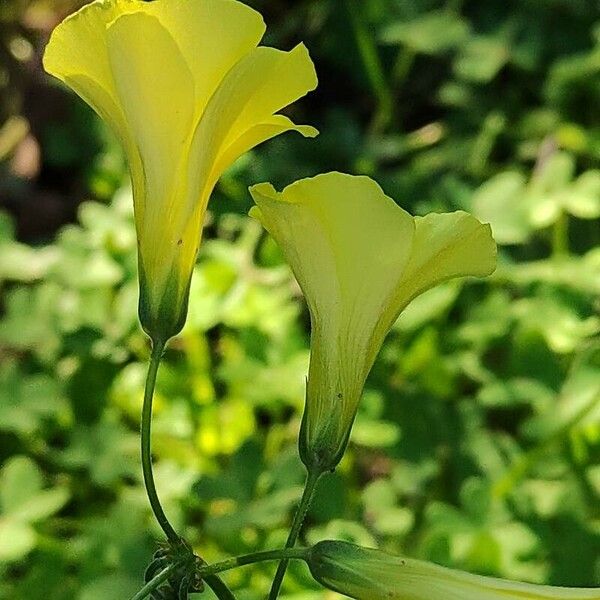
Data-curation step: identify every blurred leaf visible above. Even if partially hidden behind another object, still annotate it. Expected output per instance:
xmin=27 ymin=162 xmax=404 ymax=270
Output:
xmin=381 ymin=11 xmax=469 ymax=55
xmin=0 ymin=456 xmax=43 ymax=512
xmin=0 ymin=457 xmax=69 ymax=564
xmin=472 ymin=172 xmax=530 ymax=244
xmin=0 ymin=520 xmax=36 ymax=562
xmin=0 ymin=362 xmax=69 ymax=436
xmin=514 ymin=296 xmax=600 ymax=354
xmin=454 ymin=37 xmax=509 ymax=82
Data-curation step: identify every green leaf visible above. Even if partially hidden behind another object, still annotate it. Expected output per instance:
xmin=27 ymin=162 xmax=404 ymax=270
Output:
xmin=0 ymin=457 xmax=42 ymax=514
xmin=381 ymin=11 xmax=470 ymax=55
xmin=565 ymin=171 xmax=600 ymax=219
xmin=0 ymin=520 xmax=36 ymax=562
xmin=454 ymin=37 xmax=510 ymax=82
xmin=472 ymin=171 xmax=530 ymax=244
xmin=9 ymin=488 xmax=70 ymax=524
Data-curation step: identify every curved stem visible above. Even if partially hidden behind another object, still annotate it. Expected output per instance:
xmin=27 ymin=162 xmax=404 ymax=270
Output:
xmin=130 ymin=563 xmax=180 ymax=600
xmin=141 ymin=342 xmax=239 ymax=600
xmin=141 ymin=340 xmax=179 ymax=543
xmin=199 ymin=547 xmax=309 ymax=579
xmin=267 ymin=468 xmax=322 ymax=600
xmin=204 ymin=575 xmax=238 ymax=600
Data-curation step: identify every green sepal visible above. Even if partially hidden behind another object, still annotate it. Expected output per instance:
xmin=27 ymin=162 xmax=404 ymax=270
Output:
xmin=138 ymin=260 xmax=192 ymax=345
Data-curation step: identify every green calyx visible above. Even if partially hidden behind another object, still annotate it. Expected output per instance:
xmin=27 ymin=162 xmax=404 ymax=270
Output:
xmin=138 ymin=263 xmax=192 ymax=345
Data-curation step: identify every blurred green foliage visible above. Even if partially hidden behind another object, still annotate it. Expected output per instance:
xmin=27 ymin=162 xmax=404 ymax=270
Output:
xmin=0 ymin=0 xmax=599 ymax=598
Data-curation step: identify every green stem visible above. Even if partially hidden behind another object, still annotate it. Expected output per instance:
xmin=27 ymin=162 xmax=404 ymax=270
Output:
xmin=141 ymin=340 xmax=179 ymax=543
xmin=129 ymin=547 xmax=308 ymax=600
xmin=200 ymin=547 xmax=309 ymax=579
xmin=130 ymin=563 xmax=180 ymax=600
xmin=345 ymin=0 xmax=394 ymax=134
xmin=142 ymin=343 xmax=238 ymax=599
xmin=267 ymin=468 xmax=322 ymax=600
xmin=204 ymin=575 xmax=238 ymax=600
xmin=392 ymin=47 xmax=415 ymax=87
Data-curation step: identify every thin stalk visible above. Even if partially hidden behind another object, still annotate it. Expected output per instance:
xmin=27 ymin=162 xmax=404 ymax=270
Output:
xmin=199 ymin=547 xmax=309 ymax=579
xmin=267 ymin=468 xmax=322 ymax=600
xmin=141 ymin=340 xmax=179 ymax=543
xmin=129 ymin=543 xmax=307 ymax=599
xmin=142 ymin=343 xmax=238 ymax=599
xmin=130 ymin=563 xmax=180 ymax=600
xmin=204 ymin=575 xmax=238 ymax=600
xmin=345 ymin=0 xmax=394 ymax=134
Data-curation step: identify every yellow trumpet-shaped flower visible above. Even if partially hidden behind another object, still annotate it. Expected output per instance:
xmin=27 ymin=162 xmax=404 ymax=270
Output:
xmin=44 ymin=0 xmax=318 ymax=343
xmin=250 ymin=173 xmax=496 ymax=472
xmin=307 ymin=541 xmax=600 ymax=600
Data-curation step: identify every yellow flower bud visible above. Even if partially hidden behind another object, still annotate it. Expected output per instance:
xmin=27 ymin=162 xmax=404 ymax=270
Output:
xmin=308 ymin=541 xmax=600 ymax=600
xmin=44 ymin=0 xmax=318 ymax=342
xmin=250 ymin=173 xmax=496 ymax=472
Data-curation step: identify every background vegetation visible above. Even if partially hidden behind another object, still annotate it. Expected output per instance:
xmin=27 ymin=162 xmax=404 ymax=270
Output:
xmin=1 ymin=0 xmax=599 ymax=598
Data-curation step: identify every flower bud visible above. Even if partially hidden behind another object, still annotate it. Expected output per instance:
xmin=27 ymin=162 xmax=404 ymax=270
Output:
xmin=307 ymin=541 xmax=600 ymax=600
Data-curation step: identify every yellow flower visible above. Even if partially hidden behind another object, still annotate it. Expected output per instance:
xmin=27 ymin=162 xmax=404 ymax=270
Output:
xmin=250 ymin=173 xmax=496 ymax=472
xmin=44 ymin=0 xmax=318 ymax=343
xmin=307 ymin=541 xmax=600 ymax=600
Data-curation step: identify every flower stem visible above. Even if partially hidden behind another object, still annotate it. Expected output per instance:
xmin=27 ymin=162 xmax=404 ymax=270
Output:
xmin=267 ymin=468 xmax=322 ymax=600
xmin=141 ymin=343 xmax=239 ymax=600
xmin=199 ymin=547 xmax=309 ymax=579
xmin=204 ymin=575 xmax=238 ymax=600
xmin=129 ymin=546 xmax=308 ymax=600
xmin=130 ymin=563 xmax=180 ymax=600
xmin=141 ymin=340 xmax=179 ymax=543
xmin=344 ymin=0 xmax=393 ymax=134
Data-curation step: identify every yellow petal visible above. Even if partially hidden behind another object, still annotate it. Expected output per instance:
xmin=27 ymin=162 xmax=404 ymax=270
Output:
xmin=402 ymin=211 xmax=497 ymax=303
xmin=223 ymin=43 xmax=318 ymax=147
xmin=105 ymin=11 xmax=193 ymax=216
xmin=185 ymin=44 xmax=318 ymax=219
xmin=370 ymin=211 xmax=497 ymax=355
xmin=309 ymin=541 xmax=600 ymax=600
xmin=139 ymin=0 xmax=266 ymax=115
xmin=43 ymin=0 xmax=139 ymax=175
xmin=105 ymin=11 xmax=197 ymax=323
xmin=43 ymin=0 xmax=120 ymax=95
xmin=211 ymin=115 xmax=318 ymax=186
xmin=250 ymin=173 xmax=415 ymax=469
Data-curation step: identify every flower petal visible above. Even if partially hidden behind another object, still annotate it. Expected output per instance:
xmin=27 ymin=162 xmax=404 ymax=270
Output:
xmin=222 ymin=43 xmax=318 ymax=147
xmin=43 ymin=0 xmax=120 ymax=94
xmin=251 ymin=173 xmax=415 ymax=331
xmin=140 ymin=0 xmax=266 ymax=115
xmin=106 ymin=12 xmax=196 ymax=287
xmin=42 ymin=0 xmax=136 ymax=168
xmin=250 ymin=173 xmax=415 ymax=468
xmin=398 ymin=211 xmax=497 ymax=311
xmin=211 ymin=115 xmax=318 ymax=187
xmin=184 ymin=44 xmax=318 ymax=221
